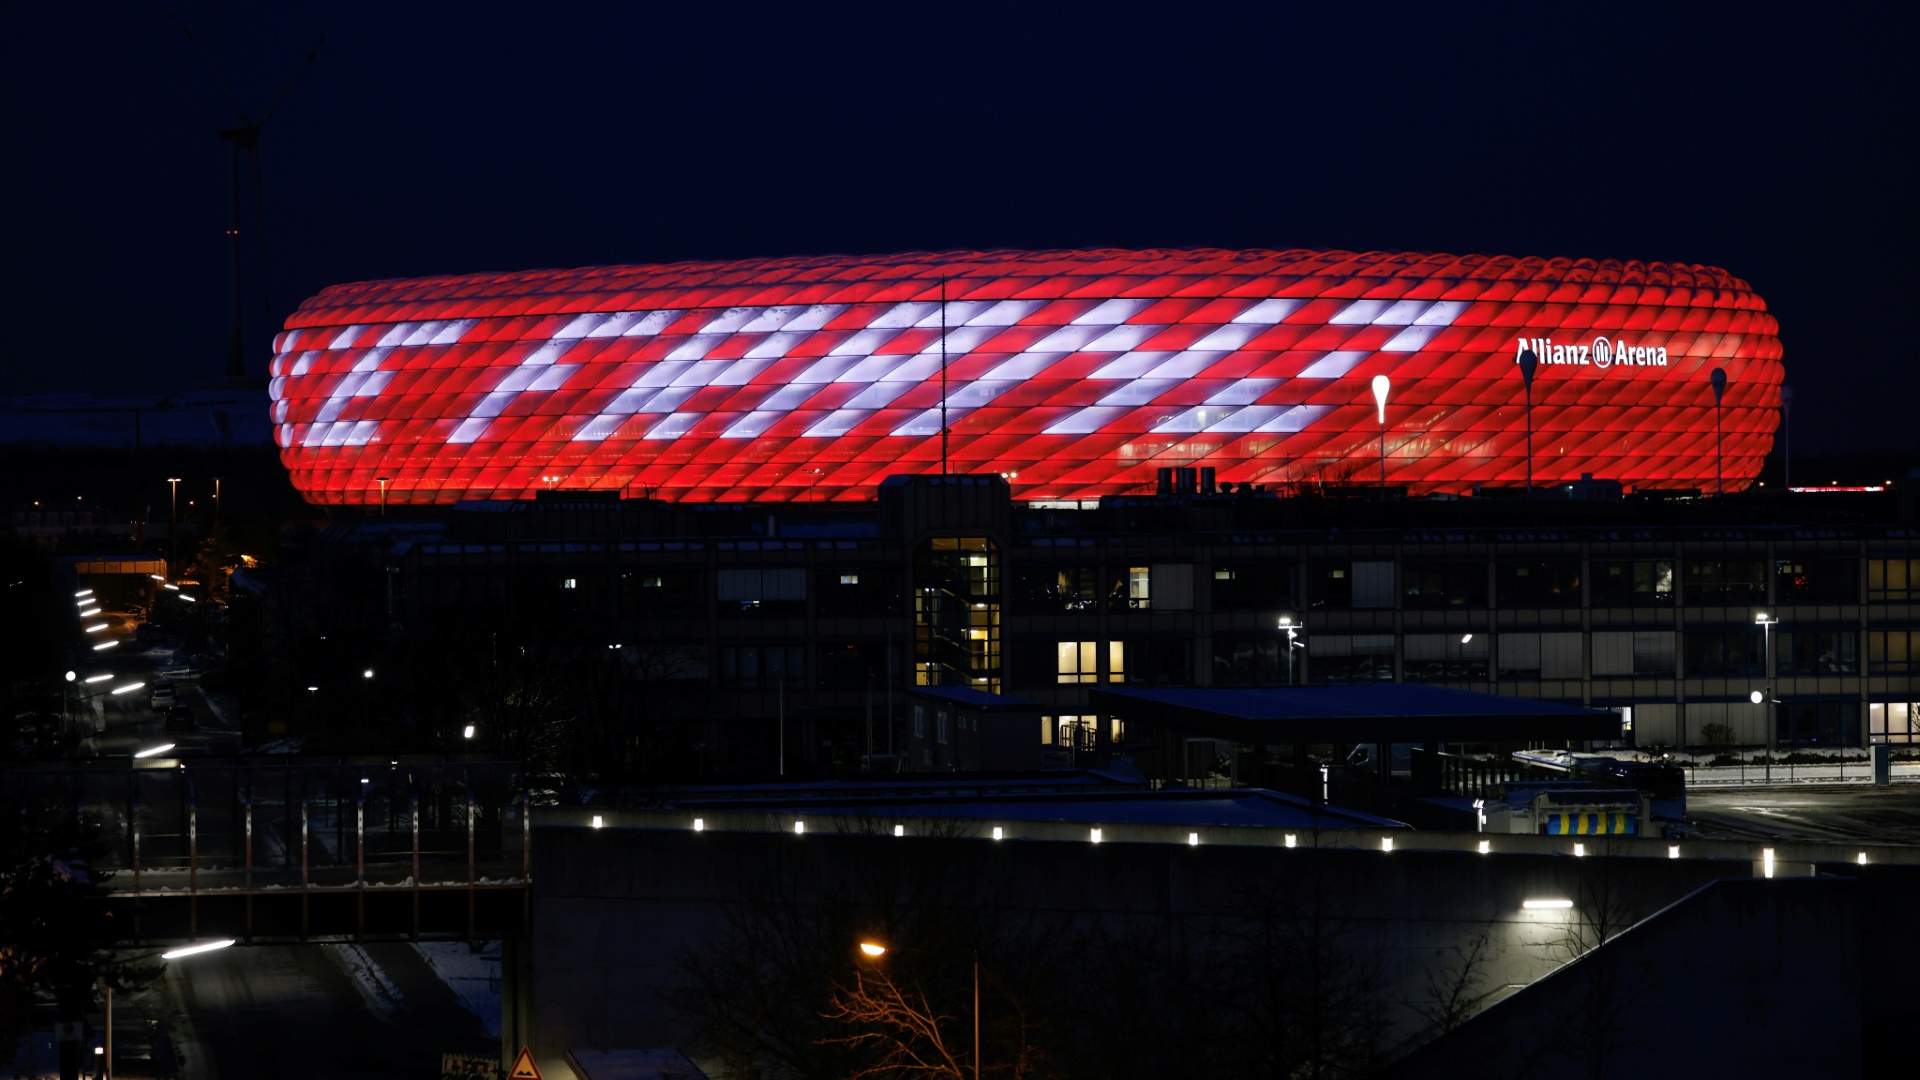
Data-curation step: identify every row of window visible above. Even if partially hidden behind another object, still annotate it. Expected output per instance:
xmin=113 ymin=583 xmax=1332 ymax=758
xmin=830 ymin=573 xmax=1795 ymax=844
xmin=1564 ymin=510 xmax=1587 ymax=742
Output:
xmin=559 ymin=555 xmax=1920 ymax=618
xmin=719 ymin=629 xmax=1920 ymax=690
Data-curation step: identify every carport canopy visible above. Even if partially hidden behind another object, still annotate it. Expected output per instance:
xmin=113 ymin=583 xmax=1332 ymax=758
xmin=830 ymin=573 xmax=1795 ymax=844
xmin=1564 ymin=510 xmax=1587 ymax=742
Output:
xmin=1089 ymin=684 xmax=1620 ymax=745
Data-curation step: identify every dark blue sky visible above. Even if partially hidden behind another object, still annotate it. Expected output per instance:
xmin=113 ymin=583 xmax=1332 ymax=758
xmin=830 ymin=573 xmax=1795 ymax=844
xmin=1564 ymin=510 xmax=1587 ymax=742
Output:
xmin=3 ymin=2 xmax=1913 ymax=455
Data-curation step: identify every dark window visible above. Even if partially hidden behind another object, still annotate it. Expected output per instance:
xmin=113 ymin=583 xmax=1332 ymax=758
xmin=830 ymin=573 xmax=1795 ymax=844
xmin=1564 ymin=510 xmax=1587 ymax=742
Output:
xmin=1009 ymin=639 xmax=1055 ymax=689
xmin=718 ymin=644 xmax=804 ymax=689
xmin=1403 ymin=633 xmax=1489 ymax=682
xmin=1592 ymin=560 xmax=1674 ymax=606
xmin=1497 ymin=560 xmax=1582 ymax=608
xmin=1012 ymin=566 xmax=1099 ymax=613
xmin=1775 ymin=557 xmax=1858 ymax=604
xmin=1684 ymin=630 xmax=1764 ymax=676
xmin=1778 ymin=700 xmax=1856 ymax=748
xmin=1311 ymin=635 xmax=1395 ymax=684
xmin=1212 ymin=561 xmax=1295 ymax=612
xmin=1868 ymin=559 xmax=1920 ymax=601
xmin=1868 ymin=631 xmax=1920 ymax=674
xmin=1308 ymin=562 xmax=1352 ymax=609
xmin=1403 ymin=561 xmax=1488 ymax=610
xmin=817 ymin=642 xmax=886 ymax=691
xmin=717 ymin=568 xmax=806 ymax=619
xmin=1778 ymin=630 xmax=1859 ymax=675
xmin=625 ymin=569 xmax=704 ymax=617
xmin=1211 ymin=635 xmax=1283 ymax=685
xmin=1684 ymin=558 xmax=1766 ymax=603
xmin=1124 ymin=639 xmax=1193 ymax=685
xmin=815 ymin=568 xmax=901 ymax=617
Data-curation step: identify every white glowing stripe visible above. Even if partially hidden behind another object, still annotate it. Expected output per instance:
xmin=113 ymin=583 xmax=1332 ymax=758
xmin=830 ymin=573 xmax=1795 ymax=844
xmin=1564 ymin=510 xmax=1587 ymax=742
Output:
xmin=829 ymin=327 xmax=906 ymax=356
xmin=779 ymin=304 xmax=848 ymax=332
xmin=720 ymin=411 xmax=784 ymax=439
xmin=342 ymin=420 xmax=378 ymax=446
xmin=711 ymin=357 xmax=776 ymax=385
xmin=968 ymin=300 xmax=1046 ymax=326
xmin=644 ymin=413 xmax=703 ymax=440
xmin=744 ymin=331 xmax=809 ymax=360
xmin=1371 ymin=299 xmax=1432 ymax=326
xmin=1087 ymin=351 xmax=1172 ymax=379
xmin=804 ymin=409 xmax=874 ymax=437
xmin=1206 ymin=378 xmax=1283 ymax=405
xmin=914 ymin=300 xmax=992 ymax=327
xmin=666 ymin=334 xmax=728 ymax=362
xmin=1025 ymin=324 xmax=1107 ymax=353
xmin=448 ymin=417 xmax=491 ymax=444
xmin=869 ymin=301 xmax=940 ymax=328
xmin=351 ymin=347 xmax=394 ymax=373
xmin=980 ymin=351 xmax=1069 ymax=381
xmin=430 ymin=318 xmax=478 ymax=344
xmin=330 ymin=324 xmax=367 ymax=349
xmin=759 ymin=384 xmax=826 ymax=411
xmin=1230 ymin=297 xmax=1303 ymax=323
xmin=621 ymin=309 xmax=684 ymax=337
xmin=1082 ymin=323 xmax=1163 ymax=354
xmin=400 ymin=321 xmax=446 ymax=346
xmin=1189 ymin=324 xmax=1259 ymax=351
xmin=793 ymin=355 xmax=866 ymax=383
xmin=1045 ymin=406 xmax=1132 ymax=435
xmin=697 ymin=307 xmax=759 ymax=334
xmin=735 ymin=305 xmax=800 ymax=333
xmin=376 ymin=322 xmax=419 ymax=347
xmin=1099 ymin=380 xmax=1183 ymax=406
xmin=1297 ymin=351 xmax=1368 ymax=378
xmin=1142 ymin=350 xmax=1228 ymax=379
xmin=1073 ymin=297 xmax=1153 ymax=325
xmin=1329 ymin=299 xmax=1391 ymax=325
xmin=1380 ymin=325 xmax=1443 ymax=352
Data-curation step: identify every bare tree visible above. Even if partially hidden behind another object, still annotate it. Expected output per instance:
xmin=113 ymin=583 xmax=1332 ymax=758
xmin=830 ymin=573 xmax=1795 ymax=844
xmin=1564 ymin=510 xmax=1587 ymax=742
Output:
xmin=1413 ymin=924 xmax=1499 ymax=1039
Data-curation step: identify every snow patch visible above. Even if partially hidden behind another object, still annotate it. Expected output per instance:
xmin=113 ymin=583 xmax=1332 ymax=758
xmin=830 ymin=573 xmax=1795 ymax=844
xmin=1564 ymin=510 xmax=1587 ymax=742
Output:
xmin=412 ymin=942 xmax=502 ymax=1037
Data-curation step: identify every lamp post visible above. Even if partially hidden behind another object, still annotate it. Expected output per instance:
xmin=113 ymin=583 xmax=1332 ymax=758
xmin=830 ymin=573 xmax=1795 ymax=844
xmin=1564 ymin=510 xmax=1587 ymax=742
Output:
xmin=165 ymin=478 xmax=182 ymax=572
xmin=1517 ymin=348 xmax=1539 ymax=495
xmin=1279 ymin=617 xmax=1302 ymax=686
xmin=857 ymin=938 xmax=979 ymax=1080
xmin=1755 ymin=613 xmax=1778 ymax=781
xmin=212 ymin=477 xmax=222 ymax=529
xmin=376 ymin=476 xmax=391 ymax=516
xmin=1710 ymin=367 xmax=1728 ymax=496
xmin=1370 ymin=374 xmax=1391 ymax=496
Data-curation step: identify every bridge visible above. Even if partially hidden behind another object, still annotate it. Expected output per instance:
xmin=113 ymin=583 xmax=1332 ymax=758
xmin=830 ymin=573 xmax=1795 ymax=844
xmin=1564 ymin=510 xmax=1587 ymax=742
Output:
xmin=4 ymin=756 xmax=532 ymax=943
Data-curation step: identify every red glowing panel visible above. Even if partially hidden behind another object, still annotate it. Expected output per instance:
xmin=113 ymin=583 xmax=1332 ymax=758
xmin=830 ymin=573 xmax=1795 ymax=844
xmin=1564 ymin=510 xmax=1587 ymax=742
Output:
xmin=268 ymin=248 xmax=1784 ymax=505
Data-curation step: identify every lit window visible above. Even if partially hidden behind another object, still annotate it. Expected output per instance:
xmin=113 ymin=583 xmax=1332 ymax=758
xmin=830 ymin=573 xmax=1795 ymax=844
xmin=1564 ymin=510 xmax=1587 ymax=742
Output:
xmin=561 ymin=578 xmax=577 ymax=590
xmin=1107 ymin=641 xmax=1125 ymax=684
xmin=840 ymin=573 xmax=859 ymax=585
xmin=1057 ymin=641 xmax=1097 ymax=684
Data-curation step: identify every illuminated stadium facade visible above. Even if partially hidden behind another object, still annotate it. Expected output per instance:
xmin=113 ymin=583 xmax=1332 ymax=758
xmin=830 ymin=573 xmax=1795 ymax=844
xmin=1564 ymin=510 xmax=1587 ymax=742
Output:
xmin=268 ymin=248 xmax=1783 ymax=506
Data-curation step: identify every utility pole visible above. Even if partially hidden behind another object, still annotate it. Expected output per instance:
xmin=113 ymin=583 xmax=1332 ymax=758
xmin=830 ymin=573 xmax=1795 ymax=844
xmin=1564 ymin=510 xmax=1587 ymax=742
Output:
xmin=940 ymin=276 xmax=950 ymax=476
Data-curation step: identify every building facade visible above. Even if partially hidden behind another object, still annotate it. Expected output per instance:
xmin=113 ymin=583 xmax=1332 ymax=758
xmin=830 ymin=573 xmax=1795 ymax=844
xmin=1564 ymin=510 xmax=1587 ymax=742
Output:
xmin=269 ymin=248 xmax=1783 ymax=506
xmin=373 ymin=479 xmax=1916 ymax=773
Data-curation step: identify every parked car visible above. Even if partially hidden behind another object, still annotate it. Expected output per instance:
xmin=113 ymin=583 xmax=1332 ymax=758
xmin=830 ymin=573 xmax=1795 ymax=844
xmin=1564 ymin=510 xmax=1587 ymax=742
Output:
xmin=149 ymin=681 xmax=177 ymax=709
xmin=165 ymin=705 xmax=195 ymax=732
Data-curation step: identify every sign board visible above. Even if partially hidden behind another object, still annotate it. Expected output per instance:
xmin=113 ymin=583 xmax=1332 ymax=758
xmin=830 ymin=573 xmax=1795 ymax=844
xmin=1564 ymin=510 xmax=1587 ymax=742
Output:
xmin=508 ymin=1047 xmax=543 ymax=1080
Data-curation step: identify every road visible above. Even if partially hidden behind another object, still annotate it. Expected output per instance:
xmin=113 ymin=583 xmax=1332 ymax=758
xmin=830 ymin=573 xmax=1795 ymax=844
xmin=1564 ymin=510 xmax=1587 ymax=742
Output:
xmin=142 ymin=942 xmax=495 ymax=1079
xmin=1688 ymin=785 xmax=1920 ymax=846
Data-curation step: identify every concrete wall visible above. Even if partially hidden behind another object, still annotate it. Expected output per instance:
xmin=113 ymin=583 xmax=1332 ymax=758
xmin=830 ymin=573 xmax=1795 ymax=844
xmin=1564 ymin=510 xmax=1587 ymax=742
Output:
xmin=527 ymin=823 xmax=1751 ymax=1074
xmin=1384 ymin=877 xmax=1871 ymax=1078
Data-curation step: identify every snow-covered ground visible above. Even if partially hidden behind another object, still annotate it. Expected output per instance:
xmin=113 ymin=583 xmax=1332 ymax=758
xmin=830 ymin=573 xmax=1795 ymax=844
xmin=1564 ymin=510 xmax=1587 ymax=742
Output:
xmin=412 ymin=941 xmax=503 ymax=1036
xmin=323 ymin=943 xmax=405 ymax=1019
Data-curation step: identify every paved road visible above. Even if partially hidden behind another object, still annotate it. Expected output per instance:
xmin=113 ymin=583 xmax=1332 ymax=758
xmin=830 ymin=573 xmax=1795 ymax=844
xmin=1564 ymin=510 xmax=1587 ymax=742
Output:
xmin=157 ymin=943 xmax=495 ymax=1079
xmin=1688 ymin=785 xmax=1920 ymax=845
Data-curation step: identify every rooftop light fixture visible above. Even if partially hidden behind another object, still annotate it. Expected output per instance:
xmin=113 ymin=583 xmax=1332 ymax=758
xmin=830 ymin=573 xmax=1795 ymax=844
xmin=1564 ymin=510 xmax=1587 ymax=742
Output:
xmin=1522 ymin=899 xmax=1573 ymax=910
xmin=161 ymin=939 xmax=235 ymax=960
xmin=133 ymin=743 xmax=174 ymax=758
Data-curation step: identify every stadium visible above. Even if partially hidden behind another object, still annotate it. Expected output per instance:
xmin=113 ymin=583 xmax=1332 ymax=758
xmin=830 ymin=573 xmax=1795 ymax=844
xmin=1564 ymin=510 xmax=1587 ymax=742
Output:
xmin=267 ymin=248 xmax=1783 ymax=505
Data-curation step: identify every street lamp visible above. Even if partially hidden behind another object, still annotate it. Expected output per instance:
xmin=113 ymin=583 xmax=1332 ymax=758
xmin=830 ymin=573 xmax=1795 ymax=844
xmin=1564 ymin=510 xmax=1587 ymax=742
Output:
xmin=375 ymin=476 xmax=391 ymax=516
xmin=1370 ymin=374 xmax=1391 ymax=495
xmin=212 ymin=476 xmax=222 ymax=528
xmin=1279 ymin=617 xmax=1303 ymax=686
xmin=165 ymin=478 xmax=182 ymax=573
xmin=1516 ymin=347 xmax=1539 ymax=495
xmin=1755 ymin=612 xmax=1779 ymax=780
xmin=1710 ymin=367 xmax=1728 ymax=496
xmin=857 ymin=938 xmax=979 ymax=1080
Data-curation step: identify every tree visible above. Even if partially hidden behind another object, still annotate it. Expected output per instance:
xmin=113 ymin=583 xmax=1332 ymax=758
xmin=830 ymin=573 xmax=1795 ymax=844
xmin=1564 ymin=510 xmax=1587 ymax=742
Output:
xmin=0 ymin=793 xmax=158 ymax=1061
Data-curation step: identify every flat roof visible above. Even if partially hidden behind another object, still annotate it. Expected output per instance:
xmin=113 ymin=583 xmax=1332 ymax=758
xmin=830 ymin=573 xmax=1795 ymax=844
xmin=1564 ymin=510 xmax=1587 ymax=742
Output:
xmin=908 ymin=685 xmax=1040 ymax=709
xmin=1090 ymin=684 xmax=1620 ymax=743
xmin=665 ymin=787 xmax=1404 ymax=831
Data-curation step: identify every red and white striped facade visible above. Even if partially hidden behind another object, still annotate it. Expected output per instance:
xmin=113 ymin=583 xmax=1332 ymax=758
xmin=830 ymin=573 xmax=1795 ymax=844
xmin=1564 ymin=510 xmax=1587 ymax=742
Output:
xmin=268 ymin=248 xmax=1783 ymax=505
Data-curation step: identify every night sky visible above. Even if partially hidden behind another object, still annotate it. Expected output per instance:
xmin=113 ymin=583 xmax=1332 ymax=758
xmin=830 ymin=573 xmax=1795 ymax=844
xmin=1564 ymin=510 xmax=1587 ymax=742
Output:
xmin=4 ymin=2 xmax=1914 ymax=456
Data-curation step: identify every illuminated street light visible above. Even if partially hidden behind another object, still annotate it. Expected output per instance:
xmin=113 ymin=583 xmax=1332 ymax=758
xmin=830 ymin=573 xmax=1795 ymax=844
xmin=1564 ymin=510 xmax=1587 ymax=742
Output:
xmin=93 ymin=641 xmax=118 ymax=651
xmin=462 ymin=724 xmax=475 ymax=740
xmin=86 ymin=622 xmax=110 ymax=633
xmin=85 ymin=674 xmax=113 ymax=684
xmin=133 ymin=743 xmax=175 ymax=759
xmin=857 ymin=938 xmax=980 ymax=1080
xmin=1370 ymin=374 xmax=1391 ymax=493
xmin=161 ymin=939 xmax=235 ymax=960
xmin=111 ymin=682 xmax=145 ymax=696
xmin=1756 ymin=613 xmax=1779 ymax=780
